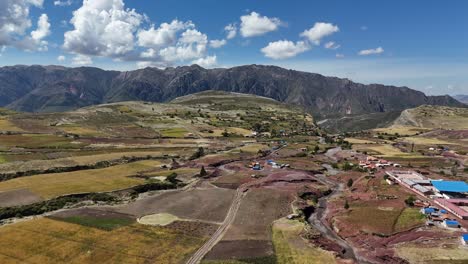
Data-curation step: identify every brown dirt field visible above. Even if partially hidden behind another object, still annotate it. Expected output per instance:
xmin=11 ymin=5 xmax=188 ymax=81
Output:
xmin=0 ymin=189 xmax=43 ymax=207
xmin=223 ymin=188 xmax=292 ymax=241
xmin=164 ymin=220 xmax=220 ymax=237
xmin=112 ymin=187 xmax=236 ymax=222
xmin=204 ymin=240 xmax=274 ymax=260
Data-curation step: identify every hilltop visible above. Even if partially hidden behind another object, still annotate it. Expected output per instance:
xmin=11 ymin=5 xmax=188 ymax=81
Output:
xmin=0 ymin=65 xmax=464 ymax=131
xmin=391 ymin=105 xmax=468 ymax=130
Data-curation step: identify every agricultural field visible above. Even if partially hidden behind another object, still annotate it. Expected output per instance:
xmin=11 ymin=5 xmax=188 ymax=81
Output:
xmin=272 ymin=218 xmax=336 ymax=264
xmin=0 ymin=160 xmax=162 ymax=200
xmin=0 ymin=217 xmax=205 ymax=263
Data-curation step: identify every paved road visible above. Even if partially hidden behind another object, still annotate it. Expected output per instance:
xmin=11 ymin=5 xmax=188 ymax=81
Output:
xmin=186 ymin=187 xmax=245 ymax=264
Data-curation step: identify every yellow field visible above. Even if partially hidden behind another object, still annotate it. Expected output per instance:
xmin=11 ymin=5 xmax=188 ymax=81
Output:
xmin=272 ymin=218 xmax=336 ymax=264
xmin=396 ymin=241 xmax=468 ymax=263
xmin=352 ymin=144 xmax=423 ymax=158
xmin=0 ymin=119 xmax=23 ymax=132
xmin=58 ymin=125 xmax=106 ymax=137
xmin=0 ymin=217 xmax=204 ymax=264
xmin=345 ymin=138 xmax=375 ymax=144
xmin=400 ymin=136 xmax=455 ymax=145
xmin=0 ymin=160 xmax=162 ymax=199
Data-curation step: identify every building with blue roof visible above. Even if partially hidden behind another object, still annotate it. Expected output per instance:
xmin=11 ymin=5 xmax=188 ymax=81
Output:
xmin=461 ymin=234 xmax=468 ymax=245
xmin=431 ymin=181 xmax=468 ymax=198
xmin=443 ymin=219 xmax=461 ymax=228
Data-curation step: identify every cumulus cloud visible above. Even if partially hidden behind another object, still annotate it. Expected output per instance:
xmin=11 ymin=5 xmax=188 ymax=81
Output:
xmin=209 ymin=39 xmax=226 ymax=48
xmin=54 ymin=0 xmax=73 ymax=6
xmin=31 ymin=14 xmax=51 ymax=42
xmin=192 ymin=55 xmax=217 ymax=68
xmin=358 ymin=47 xmax=384 ymax=55
xmin=63 ymin=0 xmax=144 ymax=57
xmin=301 ymin=22 xmax=339 ymax=45
xmin=324 ymin=41 xmax=340 ymax=50
xmin=137 ymin=20 xmax=193 ymax=48
xmin=0 ymin=0 xmax=50 ymax=51
xmin=224 ymin=23 xmax=237 ymax=39
xmin=159 ymin=29 xmax=208 ymax=62
xmin=57 ymin=55 xmax=66 ymax=62
xmin=261 ymin=40 xmax=309 ymax=60
xmin=72 ymin=54 xmax=92 ymax=65
xmin=240 ymin=12 xmax=282 ymax=37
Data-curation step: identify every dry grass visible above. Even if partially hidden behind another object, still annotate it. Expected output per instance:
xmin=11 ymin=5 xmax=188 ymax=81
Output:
xmin=272 ymin=218 xmax=336 ymax=264
xmin=138 ymin=213 xmax=179 ymax=226
xmin=0 ymin=160 xmax=162 ymax=199
xmin=373 ymin=126 xmax=429 ymax=136
xmin=0 ymin=217 xmax=204 ymax=264
xmin=400 ymin=136 xmax=455 ymax=146
xmin=0 ymin=119 xmax=23 ymax=132
xmin=396 ymin=241 xmax=468 ymax=264
xmin=352 ymin=144 xmax=423 ymax=159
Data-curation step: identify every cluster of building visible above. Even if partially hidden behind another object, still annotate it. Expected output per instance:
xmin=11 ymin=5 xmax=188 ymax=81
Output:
xmin=359 ymin=156 xmax=401 ymax=170
xmin=386 ymin=170 xmax=468 ymax=244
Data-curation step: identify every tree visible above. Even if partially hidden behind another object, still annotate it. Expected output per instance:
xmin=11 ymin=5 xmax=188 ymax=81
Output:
xmin=405 ymin=195 xmax=416 ymax=206
xmin=166 ymin=173 xmax=178 ymax=184
xmin=347 ymin=178 xmax=354 ymax=188
xmin=190 ymin=147 xmax=205 ymax=160
xmin=451 ymin=166 xmax=458 ymax=177
xmin=342 ymin=162 xmax=353 ymax=171
xmin=200 ymin=166 xmax=208 ymax=177
xmin=344 ymin=200 xmax=350 ymax=210
xmin=222 ymin=129 xmax=229 ymax=137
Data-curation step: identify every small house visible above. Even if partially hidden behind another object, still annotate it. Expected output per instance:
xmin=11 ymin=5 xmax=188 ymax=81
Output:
xmin=443 ymin=219 xmax=461 ymax=228
xmin=461 ymin=234 xmax=468 ymax=245
xmin=421 ymin=207 xmax=436 ymax=215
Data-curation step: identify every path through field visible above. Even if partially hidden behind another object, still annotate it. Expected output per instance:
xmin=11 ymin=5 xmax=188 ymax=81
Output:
xmin=186 ymin=187 xmax=245 ymax=264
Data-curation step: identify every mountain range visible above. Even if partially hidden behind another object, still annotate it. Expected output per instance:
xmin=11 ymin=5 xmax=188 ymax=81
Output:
xmin=454 ymin=95 xmax=468 ymax=104
xmin=0 ymin=64 xmax=464 ymax=130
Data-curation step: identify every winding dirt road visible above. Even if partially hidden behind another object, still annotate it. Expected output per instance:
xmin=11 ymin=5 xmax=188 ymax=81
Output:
xmin=186 ymin=187 xmax=245 ymax=264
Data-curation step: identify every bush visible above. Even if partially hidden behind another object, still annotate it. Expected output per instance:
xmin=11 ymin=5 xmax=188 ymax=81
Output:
xmin=404 ymin=195 xmax=416 ymax=206
xmin=347 ymin=178 xmax=354 ymax=188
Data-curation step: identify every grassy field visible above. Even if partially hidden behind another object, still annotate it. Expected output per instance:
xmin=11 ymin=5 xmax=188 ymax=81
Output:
xmin=0 ymin=160 xmax=162 ymax=199
xmin=0 ymin=134 xmax=80 ymax=150
xmin=352 ymin=144 xmax=423 ymax=159
xmin=0 ymin=217 xmax=204 ymax=264
xmin=399 ymin=136 xmax=455 ymax=146
xmin=394 ymin=208 xmax=425 ymax=232
xmin=58 ymin=215 xmax=135 ymax=230
xmin=396 ymin=242 xmax=468 ymax=263
xmin=160 ymin=127 xmax=189 ymax=138
xmin=272 ymin=218 xmax=336 ymax=264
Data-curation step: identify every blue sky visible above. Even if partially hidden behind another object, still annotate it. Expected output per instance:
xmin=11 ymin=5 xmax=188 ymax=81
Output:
xmin=1 ymin=0 xmax=467 ymax=95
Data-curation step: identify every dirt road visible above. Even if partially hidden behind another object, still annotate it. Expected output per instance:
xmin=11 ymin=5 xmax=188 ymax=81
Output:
xmin=186 ymin=187 xmax=245 ymax=264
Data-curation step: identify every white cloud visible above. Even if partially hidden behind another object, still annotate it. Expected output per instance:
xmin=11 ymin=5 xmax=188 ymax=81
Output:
xmin=324 ymin=41 xmax=340 ymax=50
xmin=358 ymin=47 xmax=384 ymax=56
xmin=137 ymin=20 xmax=193 ymax=48
xmin=336 ymin=53 xmax=344 ymax=58
xmin=224 ymin=23 xmax=237 ymax=39
xmin=300 ymin=22 xmax=339 ymax=45
xmin=64 ymin=0 xmax=144 ymax=57
xmin=159 ymin=29 xmax=208 ymax=62
xmin=0 ymin=0 xmax=46 ymax=50
xmin=261 ymin=40 xmax=309 ymax=60
xmin=57 ymin=55 xmax=66 ymax=62
xmin=31 ymin=14 xmax=50 ymax=42
xmin=192 ymin=55 xmax=217 ymax=68
xmin=54 ymin=0 xmax=73 ymax=6
xmin=240 ymin=12 xmax=282 ymax=37
xmin=72 ymin=54 xmax=92 ymax=65
xmin=209 ymin=39 xmax=226 ymax=48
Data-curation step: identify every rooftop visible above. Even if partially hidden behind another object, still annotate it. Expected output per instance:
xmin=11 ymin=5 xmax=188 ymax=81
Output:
xmin=432 ymin=181 xmax=468 ymax=193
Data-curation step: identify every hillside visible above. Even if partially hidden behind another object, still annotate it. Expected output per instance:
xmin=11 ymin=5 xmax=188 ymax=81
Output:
xmin=391 ymin=105 xmax=468 ymax=130
xmin=0 ymin=65 xmax=464 ymax=131
xmin=454 ymin=95 xmax=468 ymax=104
xmin=0 ymin=91 xmax=316 ymax=140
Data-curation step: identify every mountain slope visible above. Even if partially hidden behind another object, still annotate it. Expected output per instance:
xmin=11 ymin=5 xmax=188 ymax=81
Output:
xmin=391 ymin=105 xmax=468 ymax=130
xmin=454 ymin=95 xmax=468 ymax=104
xmin=0 ymin=65 xmax=464 ymax=129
